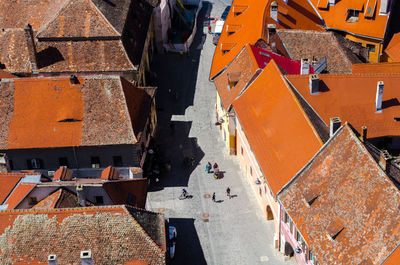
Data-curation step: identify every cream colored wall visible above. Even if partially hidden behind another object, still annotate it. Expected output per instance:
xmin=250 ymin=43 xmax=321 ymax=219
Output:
xmin=236 ymin=116 xmax=280 ymax=235
xmin=216 ymin=92 xmax=232 ymax=154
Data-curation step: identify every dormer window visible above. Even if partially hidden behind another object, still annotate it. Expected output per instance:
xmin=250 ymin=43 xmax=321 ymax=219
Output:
xmin=270 ymin=1 xmax=278 ymax=21
xmin=326 ymin=218 xmax=345 ymax=241
xmin=227 ymin=72 xmax=241 ymax=89
xmin=221 ymin=43 xmax=235 ymax=55
xmin=226 ymin=25 xmax=241 ymax=36
xmin=233 ymin=5 xmax=248 ymax=16
xmin=304 ymin=188 xmax=319 ymax=207
xmin=346 ymin=9 xmax=360 ymax=22
xmin=58 ymin=118 xmax=81 ymax=122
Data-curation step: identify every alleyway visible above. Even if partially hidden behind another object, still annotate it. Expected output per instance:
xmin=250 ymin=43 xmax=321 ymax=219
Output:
xmin=147 ymin=1 xmax=296 ymax=264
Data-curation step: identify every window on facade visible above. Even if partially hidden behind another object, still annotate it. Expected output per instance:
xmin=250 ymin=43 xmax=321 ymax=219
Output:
xmin=285 ymin=212 xmax=292 ymax=225
xmin=91 ymin=156 xmax=100 ymax=168
xmin=28 ymin=197 xmax=38 ymax=205
xmin=346 ymin=9 xmax=360 ymax=22
xmin=27 ymin=158 xmax=43 ymax=169
xmin=297 ymin=230 xmax=304 ymax=245
xmin=366 ymin=44 xmax=375 ymax=53
xmin=58 ymin=157 xmax=69 ymax=167
xmin=113 ymin=156 xmax=123 ymax=167
xmin=95 ymin=196 xmax=104 ymax=205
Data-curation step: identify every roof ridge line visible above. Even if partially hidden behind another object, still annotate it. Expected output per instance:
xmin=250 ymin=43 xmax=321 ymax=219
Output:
xmin=0 ymin=204 xmax=125 ymax=214
xmin=86 ymin=0 xmax=122 ymax=36
xmin=122 ymin=205 xmax=166 ymax=253
xmin=281 ymin=68 xmax=324 ymax=145
xmin=117 ymin=77 xmax=138 ymax=143
xmin=36 ymin=0 xmax=72 ymax=37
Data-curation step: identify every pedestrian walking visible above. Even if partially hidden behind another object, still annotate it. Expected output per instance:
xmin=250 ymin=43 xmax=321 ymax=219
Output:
xmin=226 ymin=187 xmax=231 ymax=199
xmin=213 ymin=163 xmax=219 ymax=173
xmin=205 ymin=162 xmax=212 ymax=173
xmin=212 ymin=192 xmax=216 ymax=202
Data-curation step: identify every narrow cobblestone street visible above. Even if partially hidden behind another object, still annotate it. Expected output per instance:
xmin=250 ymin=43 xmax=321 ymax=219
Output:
xmin=146 ymin=1 xmax=296 ymax=264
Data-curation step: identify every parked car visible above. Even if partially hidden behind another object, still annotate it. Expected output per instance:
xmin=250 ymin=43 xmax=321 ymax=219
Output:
xmin=169 ymin=226 xmax=177 ymax=259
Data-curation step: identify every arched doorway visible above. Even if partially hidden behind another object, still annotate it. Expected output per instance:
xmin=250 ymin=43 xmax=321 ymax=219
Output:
xmin=266 ymin=205 xmax=274 ymax=220
xmin=284 ymin=241 xmax=294 ymax=256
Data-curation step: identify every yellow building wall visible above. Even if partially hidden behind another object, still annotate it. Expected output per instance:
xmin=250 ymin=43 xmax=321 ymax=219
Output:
xmin=345 ymin=34 xmax=382 ymax=63
xmin=216 ymin=92 xmax=232 ymax=154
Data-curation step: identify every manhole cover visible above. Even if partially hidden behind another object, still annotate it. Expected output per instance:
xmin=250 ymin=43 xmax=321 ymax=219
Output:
xmin=204 ymin=194 xmax=211 ymax=199
xmin=158 ymin=208 xmax=165 ymax=213
xmin=202 ymin=219 xmax=209 ymax=222
xmin=202 ymin=213 xmax=210 ymax=218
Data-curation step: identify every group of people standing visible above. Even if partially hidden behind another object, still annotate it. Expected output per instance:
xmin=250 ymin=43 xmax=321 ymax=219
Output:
xmin=205 ymin=162 xmax=232 ymax=202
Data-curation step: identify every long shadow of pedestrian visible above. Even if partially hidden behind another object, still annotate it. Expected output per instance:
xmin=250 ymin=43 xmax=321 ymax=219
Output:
xmin=215 ymin=199 xmax=224 ymax=203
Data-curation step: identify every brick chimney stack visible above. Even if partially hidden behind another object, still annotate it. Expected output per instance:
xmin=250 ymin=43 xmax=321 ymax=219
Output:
xmin=361 ymin=126 xmax=367 ymax=142
xmin=24 ymin=23 xmax=38 ymax=74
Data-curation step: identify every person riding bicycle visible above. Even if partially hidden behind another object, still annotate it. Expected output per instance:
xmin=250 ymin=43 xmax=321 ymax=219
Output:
xmin=182 ymin=188 xmax=187 ymax=197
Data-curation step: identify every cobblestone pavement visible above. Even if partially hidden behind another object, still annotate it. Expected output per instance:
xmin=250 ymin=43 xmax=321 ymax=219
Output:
xmin=146 ymin=1 xmax=296 ymax=264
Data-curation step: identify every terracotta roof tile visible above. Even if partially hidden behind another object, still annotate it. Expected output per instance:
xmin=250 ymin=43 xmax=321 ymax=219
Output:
xmin=210 ymin=0 xmax=324 ymax=79
xmin=385 ymin=33 xmax=400 ymax=62
xmin=36 ymin=0 xmax=121 ymax=38
xmin=232 ymin=60 xmax=322 ymax=195
xmin=384 ymin=245 xmax=400 ymax=265
xmin=286 ymin=73 xmax=400 ymax=138
xmin=0 ymin=70 xmax=15 ymax=79
xmin=277 ymin=30 xmax=368 ymax=74
xmin=0 ymin=206 xmax=166 ymax=265
xmin=3 ymin=182 xmax=36 ymax=209
xmin=278 ymin=125 xmax=400 ymax=265
xmin=352 ymin=62 xmax=400 ymax=74
xmin=0 ymin=173 xmax=25 ymax=204
xmin=103 ymin=178 xmax=148 ymax=208
xmin=32 ymin=188 xmax=93 ymax=209
xmin=1 ymin=75 xmax=151 ymax=149
xmin=309 ymin=0 xmax=392 ymax=39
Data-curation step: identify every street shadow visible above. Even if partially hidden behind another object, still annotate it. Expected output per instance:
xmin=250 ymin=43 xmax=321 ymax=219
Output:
xmin=168 ymin=218 xmax=207 ymax=265
xmin=148 ymin=1 xmax=212 ymax=188
xmin=215 ymin=199 xmax=224 ymax=203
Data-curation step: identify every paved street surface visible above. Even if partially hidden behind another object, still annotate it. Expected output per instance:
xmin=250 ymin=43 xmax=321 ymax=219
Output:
xmin=147 ymin=1 xmax=296 ymax=264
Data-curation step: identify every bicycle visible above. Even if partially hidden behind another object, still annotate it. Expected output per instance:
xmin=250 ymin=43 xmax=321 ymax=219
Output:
xmin=179 ymin=192 xmax=193 ymax=200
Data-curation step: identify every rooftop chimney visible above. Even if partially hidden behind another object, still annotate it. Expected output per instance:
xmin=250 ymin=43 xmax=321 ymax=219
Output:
xmin=76 ymin=185 xmax=86 ymax=206
xmin=301 ymin=58 xmax=310 ymax=75
xmin=24 ymin=23 xmax=38 ymax=74
xmin=328 ymin=0 xmax=336 ymax=5
xmin=48 ymin=254 xmax=57 ymax=265
xmin=309 ymin=74 xmax=319 ymax=94
xmin=329 ymin=117 xmax=341 ymax=137
xmin=375 ymin=81 xmax=384 ymax=113
xmin=270 ymin=2 xmax=278 ymax=21
xmin=70 ymin=75 xmax=79 ymax=85
xmin=361 ymin=126 xmax=367 ymax=142
xmin=80 ymin=250 xmax=92 ymax=265
xmin=379 ymin=150 xmax=391 ymax=171
xmin=267 ymin=23 xmax=276 ymax=43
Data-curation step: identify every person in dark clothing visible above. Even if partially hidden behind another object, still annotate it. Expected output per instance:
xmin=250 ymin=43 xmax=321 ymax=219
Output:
xmin=226 ymin=187 xmax=231 ymax=199
xmin=212 ymin=192 xmax=216 ymax=202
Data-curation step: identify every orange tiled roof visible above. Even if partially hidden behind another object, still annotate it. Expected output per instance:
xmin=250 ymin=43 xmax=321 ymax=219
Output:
xmin=385 ymin=33 xmax=400 ymax=62
xmin=286 ymin=73 xmax=400 ymax=138
xmin=0 ymin=76 xmax=151 ymax=149
xmin=3 ymin=182 xmax=36 ymax=209
xmin=278 ymin=125 xmax=400 ymax=265
xmin=309 ymin=0 xmax=392 ymax=39
xmin=103 ymin=178 xmax=148 ymax=208
xmin=214 ymin=44 xmax=259 ymax=110
xmin=32 ymin=188 xmax=94 ymax=209
xmin=384 ymin=245 xmax=400 ymax=265
xmin=352 ymin=62 xmax=400 ymax=73
xmin=210 ymin=0 xmax=323 ymax=79
xmin=0 ymin=205 xmax=167 ymax=264
xmin=232 ymin=60 xmax=322 ymax=195
xmin=210 ymin=0 xmax=267 ymax=79
xmin=0 ymin=173 xmax=25 ymax=204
